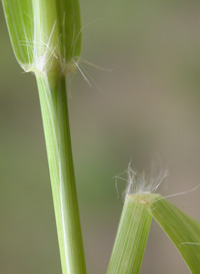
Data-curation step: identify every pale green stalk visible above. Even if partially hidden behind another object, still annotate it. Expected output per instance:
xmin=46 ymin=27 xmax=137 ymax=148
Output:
xmin=107 ymin=194 xmax=153 ymax=274
xmin=36 ymin=73 xmax=86 ymax=274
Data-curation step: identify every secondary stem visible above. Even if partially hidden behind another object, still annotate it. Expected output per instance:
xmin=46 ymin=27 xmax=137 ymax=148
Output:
xmin=36 ymin=73 xmax=86 ymax=274
xmin=107 ymin=195 xmax=152 ymax=274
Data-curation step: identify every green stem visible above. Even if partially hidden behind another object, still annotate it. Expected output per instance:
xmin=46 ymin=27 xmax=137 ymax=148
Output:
xmin=36 ymin=73 xmax=86 ymax=274
xmin=107 ymin=195 xmax=152 ymax=274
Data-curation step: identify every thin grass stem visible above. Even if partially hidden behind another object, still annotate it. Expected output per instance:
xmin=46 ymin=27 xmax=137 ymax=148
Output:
xmin=36 ymin=72 xmax=86 ymax=274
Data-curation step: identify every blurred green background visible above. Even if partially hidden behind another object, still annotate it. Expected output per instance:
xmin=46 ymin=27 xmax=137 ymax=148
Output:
xmin=1 ymin=1 xmax=200 ymax=273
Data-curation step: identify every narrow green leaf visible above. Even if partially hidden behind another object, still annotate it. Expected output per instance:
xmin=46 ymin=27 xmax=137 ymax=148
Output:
xmin=149 ymin=196 xmax=200 ymax=274
xmin=56 ymin=0 xmax=82 ymax=64
xmin=107 ymin=194 xmax=153 ymax=274
xmin=2 ymin=0 xmax=34 ymax=65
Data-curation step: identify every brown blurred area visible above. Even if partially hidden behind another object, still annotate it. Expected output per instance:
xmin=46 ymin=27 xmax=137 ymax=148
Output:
xmin=1 ymin=1 xmax=200 ymax=273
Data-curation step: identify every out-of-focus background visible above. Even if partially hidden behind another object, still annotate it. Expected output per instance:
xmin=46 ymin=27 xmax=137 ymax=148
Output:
xmin=1 ymin=1 xmax=200 ymax=273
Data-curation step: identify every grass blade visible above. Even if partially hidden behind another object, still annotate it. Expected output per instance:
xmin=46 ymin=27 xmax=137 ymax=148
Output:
xmin=150 ymin=196 xmax=200 ymax=274
xmin=2 ymin=0 xmax=34 ymax=65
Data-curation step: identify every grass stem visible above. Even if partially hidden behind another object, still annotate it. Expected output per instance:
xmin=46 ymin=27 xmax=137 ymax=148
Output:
xmin=36 ymin=72 xmax=86 ymax=274
xmin=107 ymin=195 xmax=152 ymax=274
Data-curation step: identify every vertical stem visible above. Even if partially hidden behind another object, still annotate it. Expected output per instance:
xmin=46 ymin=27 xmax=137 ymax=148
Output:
xmin=107 ymin=195 xmax=152 ymax=274
xmin=36 ymin=73 xmax=86 ymax=274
